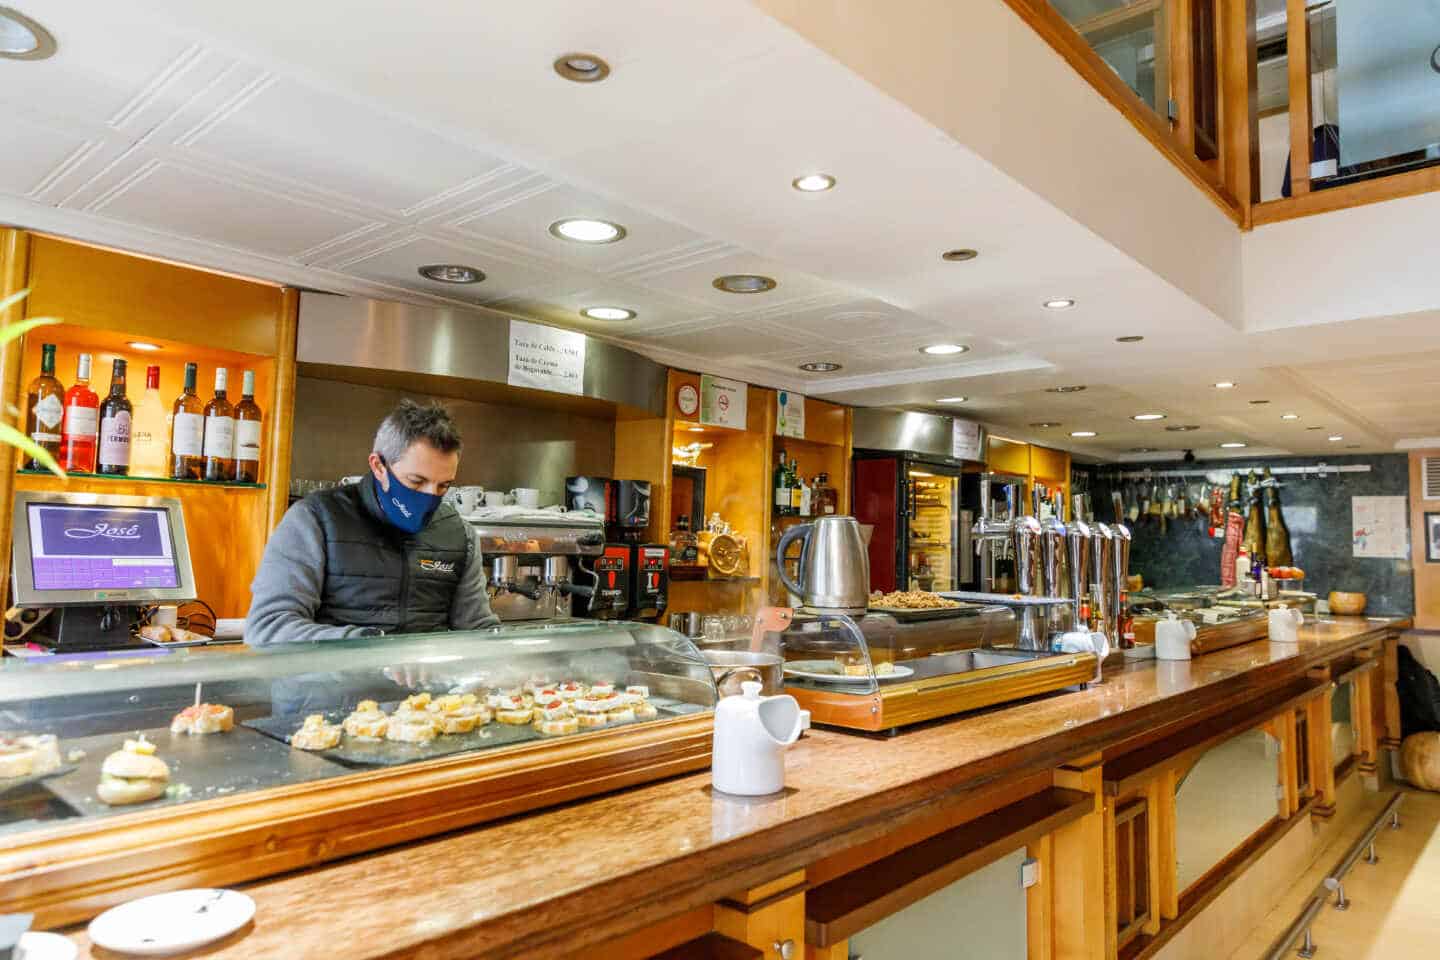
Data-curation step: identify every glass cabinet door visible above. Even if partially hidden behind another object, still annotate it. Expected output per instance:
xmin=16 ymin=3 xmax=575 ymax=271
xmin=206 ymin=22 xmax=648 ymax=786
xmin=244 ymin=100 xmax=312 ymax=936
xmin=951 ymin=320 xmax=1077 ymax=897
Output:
xmin=909 ymin=469 xmax=957 ymax=592
xmin=1174 ymin=727 xmax=1280 ymax=892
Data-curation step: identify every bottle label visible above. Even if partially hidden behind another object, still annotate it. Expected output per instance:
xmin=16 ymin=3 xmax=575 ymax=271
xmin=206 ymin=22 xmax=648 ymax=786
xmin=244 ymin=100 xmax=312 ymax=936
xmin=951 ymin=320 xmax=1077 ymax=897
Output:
xmin=235 ymin=419 xmax=262 ymax=462
xmin=775 ymin=488 xmax=788 ymax=510
xmin=204 ymin=416 xmax=235 ymax=459
xmin=172 ymin=412 xmax=204 ymax=456
xmin=64 ymin=404 xmax=98 ymax=438
xmin=35 ymin=393 xmax=63 ymax=431
xmin=98 ymin=411 xmax=132 ymax=466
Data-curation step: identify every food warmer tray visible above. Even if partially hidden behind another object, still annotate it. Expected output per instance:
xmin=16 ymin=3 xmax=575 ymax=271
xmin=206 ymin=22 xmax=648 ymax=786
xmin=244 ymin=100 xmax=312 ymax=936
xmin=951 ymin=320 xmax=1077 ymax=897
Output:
xmin=39 ymin=724 xmax=344 ymax=824
xmin=866 ymin=605 xmax=985 ymax=623
xmin=939 ymin=591 xmax=1073 ymax=607
xmin=244 ymin=698 xmax=707 ymax=768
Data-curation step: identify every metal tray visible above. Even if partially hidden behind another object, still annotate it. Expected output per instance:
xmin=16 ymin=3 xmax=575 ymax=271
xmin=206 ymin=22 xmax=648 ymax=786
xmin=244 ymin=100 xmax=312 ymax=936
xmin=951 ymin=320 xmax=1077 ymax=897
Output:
xmin=0 ymin=764 xmax=77 ymax=799
xmin=244 ymin=698 xmax=707 ymax=768
xmin=42 ymin=724 xmax=345 ymax=821
xmin=866 ymin=605 xmax=975 ymax=622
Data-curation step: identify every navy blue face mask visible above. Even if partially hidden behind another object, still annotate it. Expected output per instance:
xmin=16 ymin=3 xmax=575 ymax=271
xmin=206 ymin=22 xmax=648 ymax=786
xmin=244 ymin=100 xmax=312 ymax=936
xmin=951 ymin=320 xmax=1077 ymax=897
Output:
xmin=373 ymin=462 xmax=443 ymax=535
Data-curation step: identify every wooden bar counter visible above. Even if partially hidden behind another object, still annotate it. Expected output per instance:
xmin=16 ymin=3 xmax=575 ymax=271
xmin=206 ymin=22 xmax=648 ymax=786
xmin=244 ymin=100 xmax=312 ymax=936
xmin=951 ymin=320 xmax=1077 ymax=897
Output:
xmin=67 ymin=617 xmax=1405 ymax=960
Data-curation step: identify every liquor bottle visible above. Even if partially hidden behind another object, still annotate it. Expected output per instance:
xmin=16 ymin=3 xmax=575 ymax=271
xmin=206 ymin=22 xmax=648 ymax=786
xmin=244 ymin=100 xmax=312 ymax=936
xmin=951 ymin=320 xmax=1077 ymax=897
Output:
xmin=788 ymin=457 xmax=803 ymax=514
xmin=773 ymin=450 xmax=792 ymax=517
xmin=798 ymin=474 xmax=813 ymax=517
xmin=169 ymin=362 xmax=205 ymax=480
xmin=130 ymin=365 xmax=169 ymax=478
xmin=202 ymin=367 xmax=235 ymax=482
xmin=58 ymin=353 xmax=99 ymax=473
xmin=669 ymin=514 xmax=699 ymax=566
xmin=231 ymin=369 xmax=263 ymax=483
xmin=814 ymin=472 xmax=838 ymax=515
xmin=23 ymin=343 xmax=65 ymax=469
xmin=96 ymin=358 xmax=133 ymax=475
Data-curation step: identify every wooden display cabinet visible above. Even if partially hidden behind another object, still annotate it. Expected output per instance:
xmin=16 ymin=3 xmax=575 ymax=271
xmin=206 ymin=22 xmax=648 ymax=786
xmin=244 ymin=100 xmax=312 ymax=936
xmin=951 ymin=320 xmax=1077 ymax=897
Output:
xmin=770 ymin=397 xmax=853 ymax=607
xmin=986 ymin=436 xmax=1072 ymax=519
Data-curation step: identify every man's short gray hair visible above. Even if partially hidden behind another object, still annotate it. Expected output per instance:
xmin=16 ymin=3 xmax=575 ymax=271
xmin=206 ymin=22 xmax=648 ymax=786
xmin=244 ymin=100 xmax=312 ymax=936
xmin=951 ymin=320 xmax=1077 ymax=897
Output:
xmin=373 ymin=400 xmax=463 ymax=464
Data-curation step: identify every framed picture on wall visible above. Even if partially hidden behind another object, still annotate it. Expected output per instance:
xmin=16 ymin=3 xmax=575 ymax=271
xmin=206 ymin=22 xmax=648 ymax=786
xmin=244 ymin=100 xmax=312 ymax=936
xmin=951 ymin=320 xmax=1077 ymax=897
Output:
xmin=1428 ymin=512 xmax=1440 ymax=563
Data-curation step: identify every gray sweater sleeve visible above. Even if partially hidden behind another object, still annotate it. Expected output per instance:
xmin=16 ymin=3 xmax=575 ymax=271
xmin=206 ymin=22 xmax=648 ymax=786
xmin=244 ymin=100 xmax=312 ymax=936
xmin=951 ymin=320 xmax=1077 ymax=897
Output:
xmin=244 ymin=501 xmax=381 ymax=646
xmin=450 ymin=522 xmax=500 ymax=630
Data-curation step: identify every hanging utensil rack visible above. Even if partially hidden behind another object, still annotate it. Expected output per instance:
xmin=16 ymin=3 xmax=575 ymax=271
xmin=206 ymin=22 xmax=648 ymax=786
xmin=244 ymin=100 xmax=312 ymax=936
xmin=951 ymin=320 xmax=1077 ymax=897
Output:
xmin=1106 ymin=463 xmax=1371 ymax=481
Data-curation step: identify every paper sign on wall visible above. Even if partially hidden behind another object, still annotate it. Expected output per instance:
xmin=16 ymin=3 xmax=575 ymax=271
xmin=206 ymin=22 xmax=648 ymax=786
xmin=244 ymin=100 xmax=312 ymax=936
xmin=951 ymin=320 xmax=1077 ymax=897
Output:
xmin=1352 ymin=495 xmax=1409 ymax=559
xmin=507 ymin=320 xmax=586 ymax=396
xmin=776 ymin=390 xmax=805 ymax=438
xmin=700 ymin=375 xmax=747 ymax=430
xmin=952 ymin=419 xmax=984 ymax=461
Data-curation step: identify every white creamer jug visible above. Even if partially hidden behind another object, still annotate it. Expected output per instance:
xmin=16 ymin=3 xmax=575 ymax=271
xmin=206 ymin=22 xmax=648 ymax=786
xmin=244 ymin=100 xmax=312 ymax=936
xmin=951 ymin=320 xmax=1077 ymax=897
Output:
xmin=712 ymin=681 xmax=804 ymax=796
xmin=1269 ymin=606 xmax=1305 ymax=644
xmin=1155 ymin=614 xmax=1196 ymax=660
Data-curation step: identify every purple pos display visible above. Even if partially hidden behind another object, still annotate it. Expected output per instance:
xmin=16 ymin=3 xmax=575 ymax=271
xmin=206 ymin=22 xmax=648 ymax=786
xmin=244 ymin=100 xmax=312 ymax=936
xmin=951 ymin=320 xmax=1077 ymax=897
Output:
xmin=28 ymin=504 xmax=180 ymax=591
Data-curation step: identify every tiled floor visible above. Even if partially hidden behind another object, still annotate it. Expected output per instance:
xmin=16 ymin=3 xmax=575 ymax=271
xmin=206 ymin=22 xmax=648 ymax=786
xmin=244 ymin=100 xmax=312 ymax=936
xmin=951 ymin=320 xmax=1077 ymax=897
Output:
xmin=1229 ymin=788 xmax=1440 ymax=958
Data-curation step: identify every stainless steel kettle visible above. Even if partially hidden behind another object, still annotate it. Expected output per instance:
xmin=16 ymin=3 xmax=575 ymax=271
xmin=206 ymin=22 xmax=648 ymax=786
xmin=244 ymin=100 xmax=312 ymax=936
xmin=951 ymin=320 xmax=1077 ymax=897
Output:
xmin=775 ymin=515 xmax=870 ymax=614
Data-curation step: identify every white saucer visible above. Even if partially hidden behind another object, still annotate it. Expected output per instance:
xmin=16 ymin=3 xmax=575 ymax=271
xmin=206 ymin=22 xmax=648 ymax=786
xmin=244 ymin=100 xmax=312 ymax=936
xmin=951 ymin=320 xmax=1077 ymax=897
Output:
xmin=17 ymin=932 xmax=78 ymax=960
xmin=88 ymin=889 xmax=255 ymax=956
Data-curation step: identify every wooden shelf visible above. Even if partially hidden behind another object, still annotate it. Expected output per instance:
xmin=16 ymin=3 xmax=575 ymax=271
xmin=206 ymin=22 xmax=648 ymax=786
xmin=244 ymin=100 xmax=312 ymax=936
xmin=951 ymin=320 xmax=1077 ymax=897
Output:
xmin=16 ymin=469 xmax=265 ymax=491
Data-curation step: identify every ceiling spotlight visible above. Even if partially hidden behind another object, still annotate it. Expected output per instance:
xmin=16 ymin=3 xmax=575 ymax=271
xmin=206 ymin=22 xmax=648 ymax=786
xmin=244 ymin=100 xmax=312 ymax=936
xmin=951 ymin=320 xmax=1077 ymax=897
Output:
xmin=553 ymin=52 xmax=610 ymax=82
xmin=936 ymin=396 xmax=968 ymax=403
xmin=418 ymin=264 xmax=485 ymax=284
xmin=1214 ymin=381 xmax=1236 ymax=389
xmin=792 ymin=173 xmax=836 ymax=192
xmin=1029 ymin=421 xmax=1061 ymax=428
xmin=798 ymin=361 xmax=843 ymax=373
xmin=1249 ymin=399 xmax=1271 ymax=405
xmin=1046 ymin=385 xmax=1086 ymax=394
xmin=1131 ymin=413 xmax=1166 ymax=421
xmin=581 ymin=306 xmax=635 ymax=321
xmin=1306 ymin=426 xmax=1325 ymax=431
xmin=1116 ymin=335 xmax=1144 ymax=343
xmin=920 ymin=343 xmax=969 ymax=356
xmin=713 ymin=274 xmax=777 ymax=294
xmin=549 ymin=218 xmax=626 ymax=244
xmin=1346 ymin=445 xmax=1361 ymax=449
xmin=1043 ymin=298 xmax=1077 ymax=310
xmin=1219 ymin=442 xmax=1248 ymax=449
xmin=1281 ymin=413 xmax=1300 ymax=420
xmin=126 ymin=341 xmax=161 ymax=352
xmin=1165 ymin=424 xmax=1200 ymax=432
xmin=941 ymin=248 xmax=979 ymax=262
xmin=1070 ymin=430 xmax=1097 ymax=438
xmin=0 ymin=7 xmax=56 ymax=60
xmin=1328 ymin=434 xmax=1344 ymax=442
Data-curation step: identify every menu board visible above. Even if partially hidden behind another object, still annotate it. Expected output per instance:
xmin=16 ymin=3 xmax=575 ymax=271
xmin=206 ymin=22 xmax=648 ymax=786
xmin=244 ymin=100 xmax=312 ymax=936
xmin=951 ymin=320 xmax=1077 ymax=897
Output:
xmin=952 ymin=418 xmax=984 ymax=461
xmin=776 ymin=390 xmax=805 ymax=438
xmin=507 ymin=320 xmax=586 ymax=396
xmin=1352 ymin=495 xmax=1409 ymax=559
xmin=700 ymin=375 xmax=747 ymax=430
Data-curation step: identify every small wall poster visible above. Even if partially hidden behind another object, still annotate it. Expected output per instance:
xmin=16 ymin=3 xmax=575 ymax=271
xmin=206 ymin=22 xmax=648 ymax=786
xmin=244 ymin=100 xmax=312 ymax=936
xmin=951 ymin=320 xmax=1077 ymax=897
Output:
xmin=700 ymin=375 xmax=747 ymax=430
xmin=1351 ymin=495 xmax=1409 ymax=559
xmin=952 ymin=419 xmax=985 ymax=461
xmin=507 ymin=320 xmax=585 ymax=395
xmin=776 ymin=390 xmax=805 ymax=438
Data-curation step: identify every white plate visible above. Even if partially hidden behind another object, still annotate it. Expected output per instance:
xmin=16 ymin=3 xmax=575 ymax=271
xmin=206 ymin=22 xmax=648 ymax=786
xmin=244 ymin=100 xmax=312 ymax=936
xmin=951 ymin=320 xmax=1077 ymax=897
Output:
xmin=783 ymin=661 xmax=914 ymax=684
xmin=17 ymin=932 xmax=77 ymax=960
xmin=88 ymin=889 xmax=255 ymax=956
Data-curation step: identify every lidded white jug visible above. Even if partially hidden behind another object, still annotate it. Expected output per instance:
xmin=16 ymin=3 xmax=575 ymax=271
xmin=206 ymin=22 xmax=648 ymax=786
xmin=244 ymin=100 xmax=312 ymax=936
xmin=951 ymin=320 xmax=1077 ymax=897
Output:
xmin=1155 ymin=614 xmax=1197 ymax=661
xmin=712 ymin=681 xmax=804 ymax=796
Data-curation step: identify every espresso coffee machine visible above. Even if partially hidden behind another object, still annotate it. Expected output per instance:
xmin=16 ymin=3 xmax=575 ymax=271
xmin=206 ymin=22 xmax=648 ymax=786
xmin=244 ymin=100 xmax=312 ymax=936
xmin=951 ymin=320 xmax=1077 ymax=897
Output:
xmin=467 ymin=513 xmax=604 ymax=622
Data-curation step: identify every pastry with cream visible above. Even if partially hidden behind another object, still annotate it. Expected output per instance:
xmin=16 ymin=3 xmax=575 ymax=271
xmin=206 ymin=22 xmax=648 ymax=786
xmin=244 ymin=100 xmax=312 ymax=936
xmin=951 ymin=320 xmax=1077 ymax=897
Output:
xmin=343 ymin=700 xmax=389 ymax=739
xmin=290 ymin=714 xmax=342 ymax=751
xmin=170 ymin=703 xmax=235 ymax=736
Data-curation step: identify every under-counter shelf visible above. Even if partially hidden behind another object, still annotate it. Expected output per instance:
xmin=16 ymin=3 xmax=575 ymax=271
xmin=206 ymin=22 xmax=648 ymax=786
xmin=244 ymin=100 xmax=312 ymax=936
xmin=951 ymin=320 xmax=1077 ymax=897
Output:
xmin=16 ymin=468 xmax=266 ymax=490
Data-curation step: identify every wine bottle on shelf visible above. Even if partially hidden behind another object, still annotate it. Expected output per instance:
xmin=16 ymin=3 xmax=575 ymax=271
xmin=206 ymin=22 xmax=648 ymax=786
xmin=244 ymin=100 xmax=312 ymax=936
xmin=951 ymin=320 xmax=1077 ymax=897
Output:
xmin=130 ymin=365 xmax=169 ymax=478
xmin=96 ymin=358 xmax=133 ymax=476
xmin=788 ymin=457 xmax=803 ymax=514
xmin=170 ymin=362 xmax=205 ymax=480
xmin=202 ymin=367 xmax=235 ymax=482
xmin=231 ymin=369 xmax=263 ymax=483
xmin=773 ymin=450 xmax=791 ymax=518
xmin=23 ymin=343 xmax=65 ymax=469
xmin=59 ymin=353 xmax=99 ymax=473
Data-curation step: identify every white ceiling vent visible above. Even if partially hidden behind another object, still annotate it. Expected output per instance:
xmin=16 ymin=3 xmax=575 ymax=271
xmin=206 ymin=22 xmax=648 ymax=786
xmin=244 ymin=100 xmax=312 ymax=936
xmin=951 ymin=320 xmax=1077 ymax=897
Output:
xmin=1424 ymin=456 xmax=1440 ymax=501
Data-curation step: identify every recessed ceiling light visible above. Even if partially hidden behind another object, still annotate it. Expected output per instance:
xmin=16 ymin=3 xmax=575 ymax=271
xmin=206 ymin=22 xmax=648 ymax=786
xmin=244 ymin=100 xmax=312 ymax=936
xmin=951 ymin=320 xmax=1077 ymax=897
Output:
xmin=418 ymin=264 xmax=485 ymax=284
xmin=1214 ymin=381 xmax=1236 ymax=389
xmin=1029 ymin=421 xmax=1061 ymax=428
xmin=1043 ymin=298 xmax=1076 ymax=310
xmin=1328 ymin=434 xmax=1344 ymax=442
xmin=580 ymin=306 xmax=635 ymax=321
xmin=792 ymin=173 xmax=836 ymax=192
xmin=798 ymin=361 xmax=843 ymax=373
xmin=713 ymin=274 xmax=777 ymax=294
xmin=1346 ymin=445 xmax=1361 ymax=449
xmin=1070 ymin=430 xmax=1097 ymax=438
xmin=1307 ymin=426 xmax=1325 ymax=431
xmin=1219 ymin=442 xmax=1248 ymax=448
xmin=0 ymin=7 xmax=56 ymax=60
xmin=936 ymin=396 xmax=968 ymax=403
xmin=1116 ymin=335 xmax=1144 ymax=343
xmin=1046 ymin=385 xmax=1086 ymax=393
xmin=126 ymin=341 xmax=161 ymax=352
xmin=1129 ymin=447 xmax=1157 ymax=453
xmin=1132 ymin=413 xmax=1166 ymax=421
xmin=549 ymin=218 xmax=626 ymax=244
xmin=941 ymin=248 xmax=979 ymax=262
xmin=553 ymin=52 xmax=610 ymax=82
xmin=1281 ymin=413 xmax=1300 ymax=420
xmin=920 ymin=343 xmax=969 ymax=356
xmin=1249 ymin=399 xmax=1271 ymax=405
xmin=1165 ymin=424 xmax=1200 ymax=432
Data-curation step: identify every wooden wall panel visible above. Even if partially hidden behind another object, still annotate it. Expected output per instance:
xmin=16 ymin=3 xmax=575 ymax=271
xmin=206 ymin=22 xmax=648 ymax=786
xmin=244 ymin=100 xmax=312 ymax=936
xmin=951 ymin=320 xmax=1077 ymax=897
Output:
xmin=1410 ymin=450 xmax=1440 ymax=630
xmin=0 ymin=228 xmax=31 ymax=619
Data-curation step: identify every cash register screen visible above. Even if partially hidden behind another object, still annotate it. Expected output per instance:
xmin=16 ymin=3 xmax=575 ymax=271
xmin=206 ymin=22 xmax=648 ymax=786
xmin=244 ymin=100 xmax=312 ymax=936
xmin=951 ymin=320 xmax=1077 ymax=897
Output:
xmin=26 ymin=502 xmax=180 ymax=591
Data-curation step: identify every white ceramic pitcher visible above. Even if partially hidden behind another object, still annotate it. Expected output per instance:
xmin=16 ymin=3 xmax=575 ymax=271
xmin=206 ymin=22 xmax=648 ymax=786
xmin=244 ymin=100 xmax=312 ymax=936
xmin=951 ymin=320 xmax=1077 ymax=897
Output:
xmin=1269 ymin=606 xmax=1305 ymax=644
xmin=1155 ymin=614 xmax=1197 ymax=660
xmin=712 ymin=681 xmax=804 ymax=796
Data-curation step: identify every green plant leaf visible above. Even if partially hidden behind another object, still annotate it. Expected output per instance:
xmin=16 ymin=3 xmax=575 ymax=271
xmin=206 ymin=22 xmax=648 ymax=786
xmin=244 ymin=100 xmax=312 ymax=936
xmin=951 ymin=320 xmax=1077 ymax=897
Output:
xmin=0 ymin=315 xmax=60 ymax=347
xmin=0 ymin=422 xmax=66 ymax=479
xmin=0 ymin=288 xmax=30 ymax=314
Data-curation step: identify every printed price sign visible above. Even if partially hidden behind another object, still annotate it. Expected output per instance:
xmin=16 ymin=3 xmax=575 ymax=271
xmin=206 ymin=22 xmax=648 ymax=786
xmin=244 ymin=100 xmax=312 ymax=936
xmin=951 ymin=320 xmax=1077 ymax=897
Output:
xmin=507 ymin=320 xmax=586 ymax=396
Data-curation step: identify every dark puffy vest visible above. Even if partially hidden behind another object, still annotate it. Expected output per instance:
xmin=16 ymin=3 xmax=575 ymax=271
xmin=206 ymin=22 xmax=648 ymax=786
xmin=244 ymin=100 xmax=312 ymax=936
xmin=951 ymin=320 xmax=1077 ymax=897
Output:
xmin=305 ymin=481 xmax=472 ymax=634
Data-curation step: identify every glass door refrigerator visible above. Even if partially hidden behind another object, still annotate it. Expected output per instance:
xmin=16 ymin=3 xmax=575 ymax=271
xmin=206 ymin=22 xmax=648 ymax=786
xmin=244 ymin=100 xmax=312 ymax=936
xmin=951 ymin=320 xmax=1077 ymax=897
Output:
xmin=853 ymin=451 xmax=962 ymax=594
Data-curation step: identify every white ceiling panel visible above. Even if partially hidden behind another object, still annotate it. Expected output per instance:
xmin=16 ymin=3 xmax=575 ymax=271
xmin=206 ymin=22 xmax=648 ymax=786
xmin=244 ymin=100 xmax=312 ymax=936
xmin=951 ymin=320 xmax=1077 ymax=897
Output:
xmin=0 ymin=115 xmax=91 ymax=199
xmin=344 ymin=235 xmax=559 ymax=306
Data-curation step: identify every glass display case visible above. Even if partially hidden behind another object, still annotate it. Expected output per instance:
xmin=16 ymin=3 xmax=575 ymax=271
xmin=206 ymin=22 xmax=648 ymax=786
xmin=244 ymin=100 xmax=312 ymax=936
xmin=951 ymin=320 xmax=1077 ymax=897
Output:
xmin=0 ymin=621 xmax=717 ymax=925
